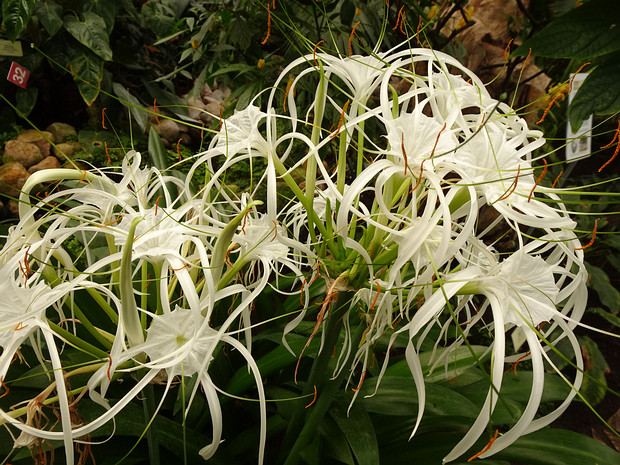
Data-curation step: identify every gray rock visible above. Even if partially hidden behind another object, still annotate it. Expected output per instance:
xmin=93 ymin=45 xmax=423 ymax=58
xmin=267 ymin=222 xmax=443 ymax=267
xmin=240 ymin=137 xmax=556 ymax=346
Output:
xmin=45 ymin=122 xmax=77 ymax=144
xmin=53 ymin=142 xmax=83 ymax=161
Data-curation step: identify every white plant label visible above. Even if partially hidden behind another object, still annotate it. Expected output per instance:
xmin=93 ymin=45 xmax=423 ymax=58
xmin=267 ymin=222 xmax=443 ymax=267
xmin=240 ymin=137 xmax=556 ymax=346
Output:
xmin=566 ymin=73 xmax=593 ymax=163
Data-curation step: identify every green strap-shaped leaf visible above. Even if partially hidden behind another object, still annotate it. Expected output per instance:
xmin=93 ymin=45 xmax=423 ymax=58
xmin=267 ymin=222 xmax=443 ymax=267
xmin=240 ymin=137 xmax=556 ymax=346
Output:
xmin=113 ymin=82 xmax=148 ymax=133
xmin=514 ymin=0 xmax=620 ymax=59
xmin=494 ymin=427 xmax=620 ymax=465
xmin=148 ymin=126 xmax=169 ymax=171
xmin=68 ymin=49 xmax=104 ymax=106
xmin=329 ymin=399 xmax=380 ymax=465
xmin=358 ymin=376 xmax=480 ymax=418
xmin=64 ymin=11 xmax=113 ymax=61
xmin=1 ymin=0 xmax=35 ymax=41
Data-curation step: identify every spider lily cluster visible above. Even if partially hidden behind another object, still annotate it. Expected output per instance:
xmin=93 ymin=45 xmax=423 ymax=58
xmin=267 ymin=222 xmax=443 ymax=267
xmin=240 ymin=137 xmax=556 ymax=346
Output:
xmin=0 ymin=47 xmax=588 ymax=464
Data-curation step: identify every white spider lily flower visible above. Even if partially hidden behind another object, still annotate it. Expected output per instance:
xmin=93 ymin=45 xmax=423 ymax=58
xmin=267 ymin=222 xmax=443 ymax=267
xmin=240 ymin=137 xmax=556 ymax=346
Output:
xmin=0 ymin=251 xmax=81 ymax=464
xmin=443 ymin=249 xmax=585 ymax=462
xmin=385 ymin=110 xmax=459 ymax=169
xmin=111 ymin=204 xmax=200 ymax=263
xmin=0 ymin=251 xmax=73 ymax=368
xmin=213 ymin=104 xmax=271 ymax=157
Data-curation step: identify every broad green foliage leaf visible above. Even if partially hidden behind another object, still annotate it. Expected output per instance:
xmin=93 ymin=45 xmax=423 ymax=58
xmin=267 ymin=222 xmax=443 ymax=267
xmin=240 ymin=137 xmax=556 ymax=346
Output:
xmin=16 ymin=87 xmax=38 ymax=117
xmin=329 ymin=399 xmax=380 ymax=465
xmin=113 ymin=82 xmax=148 ymax=133
xmin=141 ymin=0 xmax=179 ymax=37
xmin=579 ymin=335 xmax=610 ymax=406
xmin=586 ymin=263 xmax=620 ymax=312
xmin=68 ymin=49 xmax=103 ymax=105
xmin=568 ymin=54 xmax=620 ymax=131
xmin=64 ymin=12 xmax=113 ymax=61
xmin=1 ymin=0 xmax=35 ymax=41
xmin=589 ymin=307 xmax=620 ymax=329
xmin=83 ymin=0 xmax=118 ymax=34
xmin=35 ymin=0 xmax=63 ymax=36
xmin=78 ymin=128 xmax=118 ymax=156
xmin=514 ymin=0 xmax=620 ymax=130
xmin=515 ymin=0 xmax=620 ymax=59
xmin=493 ymin=427 xmax=620 ymax=465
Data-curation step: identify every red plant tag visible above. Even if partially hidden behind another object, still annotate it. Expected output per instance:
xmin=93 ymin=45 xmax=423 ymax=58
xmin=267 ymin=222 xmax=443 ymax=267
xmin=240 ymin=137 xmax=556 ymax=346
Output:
xmin=7 ymin=61 xmax=30 ymax=88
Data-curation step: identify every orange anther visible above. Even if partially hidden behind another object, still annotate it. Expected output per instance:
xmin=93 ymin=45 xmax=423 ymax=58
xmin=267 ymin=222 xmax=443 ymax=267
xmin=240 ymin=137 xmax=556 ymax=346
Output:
xmin=305 ymin=385 xmax=317 ymax=408
xmin=575 ymin=218 xmax=598 ymax=251
xmin=283 ymin=76 xmax=294 ymax=112
xmin=402 ymin=132 xmax=408 ymax=175
xmin=271 ymin=220 xmax=278 ymax=242
xmin=105 ymin=141 xmax=111 ymax=164
xmin=568 ymin=62 xmax=591 ymax=94
xmin=598 ymin=121 xmax=620 ymax=172
xmin=153 ymin=99 xmax=162 ymax=126
xmin=504 ymin=38 xmax=514 ymax=62
xmin=369 ymin=282 xmax=381 ymax=311
xmin=349 ymin=21 xmax=360 ymax=56
xmin=497 ymin=166 xmax=520 ymax=201
xmin=154 ymin=195 xmax=162 ymax=215
xmin=313 ymin=40 xmax=324 ymax=68
xmin=527 ymin=159 xmax=547 ymax=202
xmin=430 ymin=122 xmax=447 ymax=158
xmin=410 ymin=159 xmax=426 ymax=192
xmin=468 ymin=429 xmax=499 ymax=461
xmin=393 ymin=6 xmax=405 ymax=31
xmin=308 ymin=262 xmax=321 ymax=285
xmin=0 ymin=377 xmax=9 ymax=399
xmin=102 ymin=107 xmax=107 ymax=129
xmin=551 ymin=170 xmax=563 ymax=188
xmin=330 ymin=100 xmax=350 ymax=138
xmin=352 ymin=371 xmax=366 ymax=392
xmin=241 ymin=209 xmax=251 ymax=234
xmin=261 ymin=5 xmax=271 ymax=45
xmin=505 ymin=351 xmax=531 ymax=376
xmin=168 ymin=263 xmax=190 ymax=271
xmin=416 ymin=15 xmax=422 ymax=45
xmin=522 ymin=48 xmax=532 ymax=73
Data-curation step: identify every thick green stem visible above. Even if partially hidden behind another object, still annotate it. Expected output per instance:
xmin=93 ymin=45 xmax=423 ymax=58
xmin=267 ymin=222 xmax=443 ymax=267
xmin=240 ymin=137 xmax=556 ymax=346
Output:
xmin=278 ymin=291 xmax=364 ymax=464
xmin=143 ymin=383 xmax=161 ymax=465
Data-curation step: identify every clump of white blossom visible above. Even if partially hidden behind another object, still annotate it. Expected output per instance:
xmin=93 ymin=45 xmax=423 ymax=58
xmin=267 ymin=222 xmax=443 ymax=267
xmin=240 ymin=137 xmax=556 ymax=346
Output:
xmin=0 ymin=46 xmax=587 ymax=464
